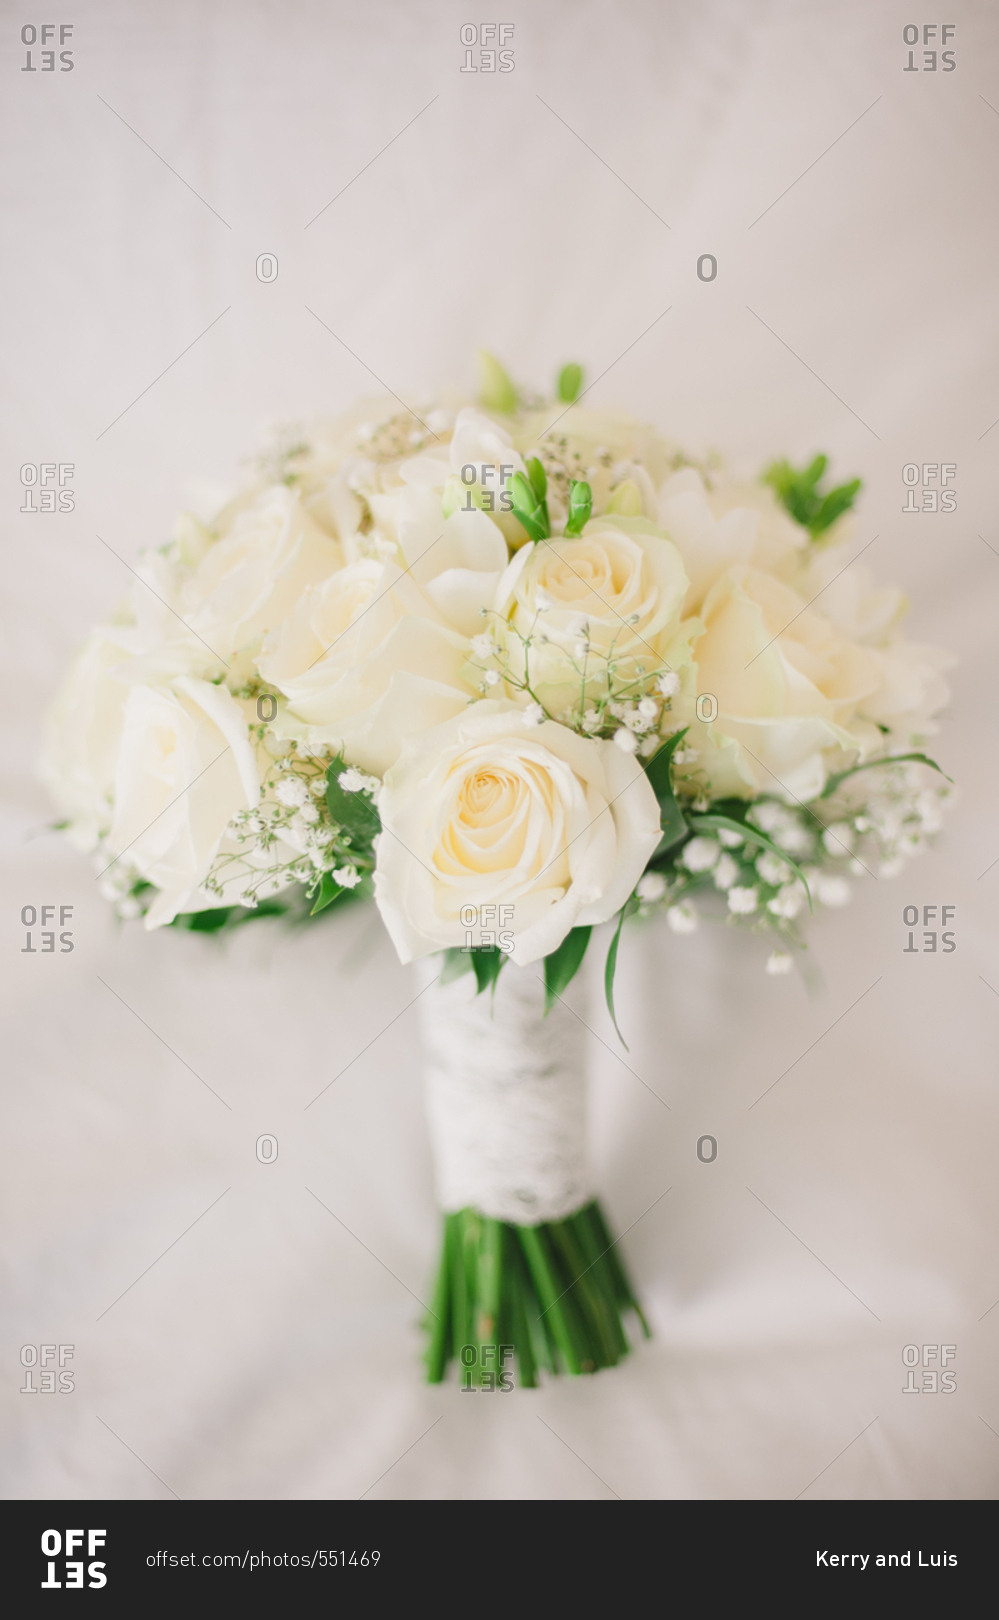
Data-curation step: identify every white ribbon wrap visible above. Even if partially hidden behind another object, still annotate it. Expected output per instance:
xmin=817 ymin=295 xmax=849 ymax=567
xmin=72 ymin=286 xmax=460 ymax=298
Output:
xmin=418 ymin=964 xmax=593 ymax=1225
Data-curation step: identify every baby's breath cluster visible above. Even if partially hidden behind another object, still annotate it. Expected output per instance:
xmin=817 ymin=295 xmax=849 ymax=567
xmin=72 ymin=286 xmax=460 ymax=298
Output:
xmin=469 ymin=610 xmax=683 ymax=757
xmin=632 ymin=762 xmax=953 ymax=974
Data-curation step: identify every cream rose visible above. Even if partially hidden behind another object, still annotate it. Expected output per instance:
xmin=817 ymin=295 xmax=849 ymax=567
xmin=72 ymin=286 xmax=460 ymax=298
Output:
xmin=106 ymin=676 xmax=260 ymax=927
xmin=678 ymin=564 xmax=882 ymax=801
xmin=493 ymin=515 xmax=690 ymax=717
xmin=40 ymin=628 xmax=137 ymax=851
xmin=180 ymin=486 xmax=343 ymax=659
xmin=256 ymin=558 xmax=473 ymax=776
xmin=798 ymin=542 xmax=952 ymax=741
xmin=657 ymin=467 xmax=806 ymax=614
xmin=373 ymin=700 xmax=662 ymax=966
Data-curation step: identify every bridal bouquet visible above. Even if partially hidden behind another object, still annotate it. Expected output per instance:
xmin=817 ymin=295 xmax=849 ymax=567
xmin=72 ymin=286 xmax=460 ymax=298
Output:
xmin=43 ymin=355 xmax=952 ymax=1386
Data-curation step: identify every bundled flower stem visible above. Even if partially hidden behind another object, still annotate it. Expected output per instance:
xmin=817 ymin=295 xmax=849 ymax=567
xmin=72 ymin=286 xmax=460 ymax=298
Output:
xmin=425 ymin=1204 xmax=649 ymax=1388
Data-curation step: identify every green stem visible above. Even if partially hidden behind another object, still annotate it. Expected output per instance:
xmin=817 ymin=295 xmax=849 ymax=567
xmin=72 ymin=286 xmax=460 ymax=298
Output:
xmin=423 ymin=1200 xmax=649 ymax=1386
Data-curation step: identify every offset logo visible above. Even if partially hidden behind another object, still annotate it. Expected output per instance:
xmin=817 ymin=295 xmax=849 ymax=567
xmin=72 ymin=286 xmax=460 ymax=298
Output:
xmin=40 ymin=1529 xmax=106 ymax=1589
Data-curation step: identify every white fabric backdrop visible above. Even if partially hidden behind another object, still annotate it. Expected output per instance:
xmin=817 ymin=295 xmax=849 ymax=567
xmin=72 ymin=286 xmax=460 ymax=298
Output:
xmin=3 ymin=0 xmax=998 ymax=1499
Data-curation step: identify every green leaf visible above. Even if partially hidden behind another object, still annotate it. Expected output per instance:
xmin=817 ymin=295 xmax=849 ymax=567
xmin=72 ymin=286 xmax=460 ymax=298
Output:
xmin=564 ymin=479 xmax=592 ymax=538
xmin=604 ymin=898 xmax=638 ymax=1048
xmin=819 ymin=751 xmax=951 ymax=800
xmin=762 ymin=454 xmax=861 ymax=539
xmin=326 ymin=757 xmax=381 ymax=843
xmin=687 ymin=811 xmax=812 ymax=911
xmin=525 ymin=455 xmax=547 ymax=501
xmin=506 ymin=469 xmax=550 ymax=542
xmin=176 ymin=906 xmax=235 ymax=932
xmin=470 ymin=945 xmax=507 ymax=996
xmin=309 ymin=872 xmax=344 ymax=915
xmin=556 ymin=362 xmax=584 ymax=404
xmin=476 ymin=351 xmax=517 ymax=414
xmin=644 ymin=727 xmax=690 ymax=854
xmin=543 ymin=926 xmax=592 ymax=1010
xmin=438 ymin=947 xmax=475 ymax=984
xmin=814 ymin=480 xmax=861 ymax=534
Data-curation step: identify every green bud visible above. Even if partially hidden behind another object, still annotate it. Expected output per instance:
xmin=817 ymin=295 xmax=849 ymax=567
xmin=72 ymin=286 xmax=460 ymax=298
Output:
xmin=564 ymin=480 xmax=593 ymax=537
xmin=507 ymin=469 xmax=550 ymax=541
xmin=476 ymin=351 xmax=518 ymax=414
xmin=607 ymin=479 xmax=642 ymax=516
xmin=441 ymin=475 xmax=465 ymax=520
xmin=556 ymin=362 xmax=584 ymax=404
xmin=526 ymin=456 xmax=547 ymax=501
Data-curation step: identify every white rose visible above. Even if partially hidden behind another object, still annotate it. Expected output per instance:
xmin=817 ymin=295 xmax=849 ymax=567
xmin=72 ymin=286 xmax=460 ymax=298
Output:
xmin=391 ymin=487 xmax=510 ymax=635
xmin=798 ymin=541 xmax=952 ymax=741
xmin=373 ymin=700 xmax=662 ymax=966
xmin=180 ymin=486 xmax=342 ymax=658
xmin=658 ymin=468 xmax=807 ymax=613
xmin=679 ymin=564 xmax=881 ymax=801
xmin=256 ymin=558 xmax=473 ymax=776
xmin=106 ymin=676 xmax=261 ymax=927
xmin=494 ymin=515 xmax=690 ymax=716
xmin=40 ymin=628 xmax=137 ymax=850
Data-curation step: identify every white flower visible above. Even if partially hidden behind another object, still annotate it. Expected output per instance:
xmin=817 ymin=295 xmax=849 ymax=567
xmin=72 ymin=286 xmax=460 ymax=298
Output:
xmin=816 ymin=875 xmax=851 ymax=908
xmin=614 ymin=727 xmax=639 ymax=754
xmin=180 ymin=486 xmax=343 ymax=658
xmin=40 ymin=628 xmax=138 ymax=851
xmin=106 ymin=677 xmax=260 ymax=928
xmin=765 ymin=949 xmax=793 ymax=975
xmin=666 ymin=902 xmax=698 ymax=933
xmin=679 ymin=836 xmax=719 ymax=873
xmin=637 ymin=697 xmax=659 ymax=721
xmin=673 ymin=564 xmax=881 ymax=802
xmin=767 ymin=883 xmax=805 ymax=920
xmin=713 ymin=853 xmax=740 ymax=890
xmin=727 ymin=885 xmax=759 ymax=915
xmin=372 ymin=700 xmax=662 ymax=967
xmin=338 ymin=766 xmax=372 ymax=792
xmin=822 ymin=822 xmax=855 ymax=856
xmin=656 ymin=671 xmax=680 ymax=698
xmin=275 ymin=776 xmax=308 ymax=807
xmin=637 ymin=871 xmax=667 ymax=902
xmin=717 ymin=826 xmax=744 ymax=849
xmin=493 ymin=516 xmax=690 ymax=716
xmin=471 ymin=633 xmax=498 ymax=660
xmin=483 ymin=669 xmax=501 ymax=687
xmin=332 ymin=865 xmax=362 ymax=888
xmin=522 ymin=702 xmax=545 ymax=727
xmin=581 ymin=709 xmax=602 ymax=732
xmin=256 ymin=558 xmax=472 ymax=776
xmin=756 ymin=851 xmax=792 ymax=887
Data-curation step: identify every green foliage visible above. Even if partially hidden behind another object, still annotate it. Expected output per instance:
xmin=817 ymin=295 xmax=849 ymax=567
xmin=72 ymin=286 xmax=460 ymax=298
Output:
xmin=820 ymin=751 xmax=950 ymax=800
xmin=687 ymin=811 xmax=812 ymax=912
xmin=470 ymin=944 xmax=508 ymax=996
xmin=563 ymin=479 xmax=593 ymax=537
xmin=556 ymin=362 xmax=584 ymax=404
xmin=308 ymin=872 xmax=344 ymax=915
xmin=604 ymin=896 xmax=639 ymax=1047
xmin=644 ymin=727 xmax=690 ymax=855
xmin=543 ymin=925 xmax=592 ymax=1009
xmin=325 ymin=757 xmax=381 ymax=844
xmin=762 ymin=453 xmax=861 ymax=538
